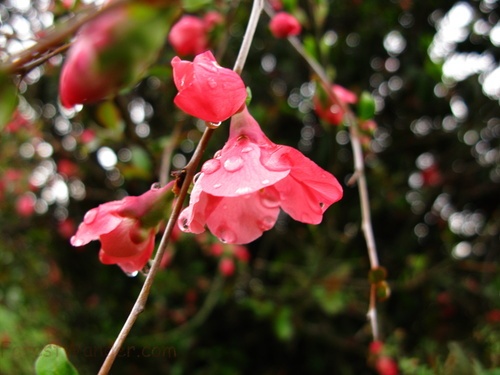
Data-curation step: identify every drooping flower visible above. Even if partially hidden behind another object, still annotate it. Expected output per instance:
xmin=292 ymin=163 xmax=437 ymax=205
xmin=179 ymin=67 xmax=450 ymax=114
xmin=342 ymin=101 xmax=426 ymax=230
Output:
xmin=71 ymin=183 xmax=173 ymax=274
xmin=59 ymin=3 xmax=171 ymax=108
xmin=314 ymin=84 xmax=358 ymax=126
xmin=171 ymin=51 xmax=247 ymax=123
xmin=168 ymin=15 xmax=208 ymax=56
xmin=269 ymin=12 xmax=302 ymax=38
xmin=179 ymin=107 xmax=343 ymax=244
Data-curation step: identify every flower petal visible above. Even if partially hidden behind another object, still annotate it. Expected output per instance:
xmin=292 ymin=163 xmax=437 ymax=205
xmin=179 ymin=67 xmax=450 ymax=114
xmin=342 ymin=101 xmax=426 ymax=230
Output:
xmin=200 ymin=136 xmax=289 ymax=197
xmin=273 ymin=147 xmax=343 ymax=224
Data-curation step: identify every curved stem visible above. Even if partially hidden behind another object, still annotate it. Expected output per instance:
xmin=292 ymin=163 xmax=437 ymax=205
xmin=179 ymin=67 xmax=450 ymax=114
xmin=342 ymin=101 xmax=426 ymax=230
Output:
xmin=97 ymin=1 xmax=264 ymax=373
xmin=264 ymin=4 xmax=381 ymax=341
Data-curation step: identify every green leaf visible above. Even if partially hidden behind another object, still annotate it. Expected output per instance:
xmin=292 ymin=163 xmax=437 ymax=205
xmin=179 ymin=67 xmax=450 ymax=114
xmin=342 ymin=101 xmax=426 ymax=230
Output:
xmin=358 ymin=91 xmax=376 ymax=120
xmin=181 ymin=0 xmax=211 ymax=12
xmin=35 ymin=344 xmax=79 ymax=375
xmin=274 ymin=307 xmax=294 ymax=341
xmin=0 ymin=73 xmax=19 ymax=130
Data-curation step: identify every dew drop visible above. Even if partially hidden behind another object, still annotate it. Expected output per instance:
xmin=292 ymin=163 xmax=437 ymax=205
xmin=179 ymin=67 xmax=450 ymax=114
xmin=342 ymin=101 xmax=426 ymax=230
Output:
xmin=319 ymin=202 xmax=325 ymax=208
xmin=214 ymin=150 xmax=222 ymax=159
xmin=83 ymin=209 xmax=98 ymax=224
xmin=218 ymin=227 xmax=236 ymax=243
xmin=260 ymin=192 xmax=280 ymax=208
xmin=124 ymin=270 xmax=139 ymax=277
xmin=150 ymin=182 xmax=161 ymax=190
xmin=257 ymin=216 xmax=276 ymax=231
xmin=261 ymin=179 xmax=270 ymax=185
xmin=193 ymin=172 xmax=202 ymax=183
xmin=70 ymin=236 xmax=84 ymax=247
xmin=235 ymin=186 xmax=252 ymax=195
xmin=207 ymin=78 xmax=218 ymax=89
xmin=180 ymin=217 xmax=189 ymax=230
xmin=213 ymin=183 xmax=222 ymax=189
xmin=241 ymin=146 xmax=253 ymax=153
xmin=201 ymin=159 xmax=221 ymax=174
xmin=207 ymin=121 xmax=222 ymax=129
xmin=223 ymin=156 xmax=244 ymax=172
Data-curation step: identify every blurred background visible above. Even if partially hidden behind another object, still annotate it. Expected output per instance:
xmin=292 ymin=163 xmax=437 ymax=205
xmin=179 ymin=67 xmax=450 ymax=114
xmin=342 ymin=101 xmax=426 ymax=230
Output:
xmin=0 ymin=0 xmax=499 ymax=374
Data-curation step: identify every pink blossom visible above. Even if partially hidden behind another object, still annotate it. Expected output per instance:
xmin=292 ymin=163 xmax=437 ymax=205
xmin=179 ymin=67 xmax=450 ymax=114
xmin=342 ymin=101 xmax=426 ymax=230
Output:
xmin=171 ymin=51 xmax=247 ymax=123
xmin=203 ymin=11 xmax=223 ymax=29
xmin=179 ymin=107 xmax=343 ymax=244
xmin=219 ymin=257 xmax=235 ymax=276
xmin=71 ymin=183 xmax=173 ymax=273
xmin=314 ymin=84 xmax=358 ymax=126
xmin=168 ymin=15 xmax=208 ymax=56
xmin=59 ymin=7 xmax=126 ymax=108
xmin=269 ymin=12 xmax=302 ymax=38
xmin=16 ymin=193 xmax=36 ymax=217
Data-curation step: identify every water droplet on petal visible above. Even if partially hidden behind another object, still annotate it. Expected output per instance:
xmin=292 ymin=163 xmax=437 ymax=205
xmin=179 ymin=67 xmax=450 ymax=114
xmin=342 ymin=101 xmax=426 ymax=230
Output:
xmin=180 ymin=217 xmax=189 ymax=230
xmin=207 ymin=77 xmax=218 ymax=89
xmin=201 ymin=159 xmax=221 ymax=174
xmin=70 ymin=236 xmax=84 ymax=247
xmin=83 ymin=209 xmax=98 ymax=224
xmin=213 ymin=183 xmax=222 ymax=189
xmin=207 ymin=121 xmax=222 ymax=129
xmin=241 ymin=146 xmax=253 ymax=153
xmin=218 ymin=227 xmax=236 ymax=243
xmin=257 ymin=216 xmax=276 ymax=231
xmin=214 ymin=150 xmax=222 ymax=159
xmin=150 ymin=182 xmax=161 ymax=190
xmin=223 ymin=156 xmax=244 ymax=172
xmin=261 ymin=179 xmax=270 ymax=185
xmin=261 ymin=194 xmax=280 ymax=208
xmin=235 ymin=186 xmax=252 ymax=195
xmin=124 ymin=270 xmax=139 ymax=277
xmin=319 ymin=202 xmax=325 ymax=208
xmin=193 ymin=172 xmax=202 ymax=183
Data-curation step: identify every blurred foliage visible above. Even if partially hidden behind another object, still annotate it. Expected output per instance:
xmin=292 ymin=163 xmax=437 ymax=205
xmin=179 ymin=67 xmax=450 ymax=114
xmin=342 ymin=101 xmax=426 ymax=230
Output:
xmin=0 ymin=0 xmax=499 ymax=374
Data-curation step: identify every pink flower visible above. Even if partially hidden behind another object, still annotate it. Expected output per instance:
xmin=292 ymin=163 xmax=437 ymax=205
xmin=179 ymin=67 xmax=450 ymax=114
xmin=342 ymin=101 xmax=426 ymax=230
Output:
xmin=178 ymin=107 xmax=343 ymax=244
xmin=314 ymin=84 xmax=357 ymax=126
xmin=168 ymin=15 xmax=208 ymax=56
xmin=219 ymin=258 xmax=235 ymax=276
xmin=59 ymin=7 xmax=126 ymax=108
xmin=171 ymin=51 xmax=247 ymax=123
xmin=203 ymin=11 xmax=223 ymax=29
xmin=269 ymin=12 xmax=302 ymax=38
xmin=71 ymin=183 xmax=173 ymax=273
xmin=59 ymin=4 xmax=170 ymax=107
xmin=16 ymin=193 xmax=36 ymax=217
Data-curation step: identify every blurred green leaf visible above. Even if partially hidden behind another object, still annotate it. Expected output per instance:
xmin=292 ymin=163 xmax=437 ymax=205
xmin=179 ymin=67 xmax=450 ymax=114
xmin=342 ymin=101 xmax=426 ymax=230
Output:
xmin=358 ymin=91 xmax=376 ymax=120
xmin=181 ymin=0 xmax=211 ymax=12
xmin=274 ymin=307 xmax=294 ymax=341
xmin=35 ymin=345 xmax=79 ymax=375
xmin=0 ymin=73 xmax=18 ymax=130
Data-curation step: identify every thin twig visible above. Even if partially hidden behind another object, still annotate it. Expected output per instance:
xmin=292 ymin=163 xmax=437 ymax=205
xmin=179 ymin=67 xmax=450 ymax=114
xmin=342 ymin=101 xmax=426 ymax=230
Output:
xmin=159 ymin=121 xmax=183 ymax=186
xmin=263 ymin=3 xmax=381 ymax=341
xmin=0 ymin=0 xmax=131 ymax=75
xmin=97 ymin=1 xmax=264 ymax=373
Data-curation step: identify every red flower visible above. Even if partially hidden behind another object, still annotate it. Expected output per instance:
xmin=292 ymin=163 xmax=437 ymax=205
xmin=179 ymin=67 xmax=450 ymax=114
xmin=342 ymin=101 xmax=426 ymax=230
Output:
xmin=16 ymin=193 xmax=36 ymax=217
xmin=168 ymin=15 xmax=208 ymax=56
xmin=375 ymin=356 xmax=399 ymax=375
xmin=59 ymin=7 xmax=126 ymax=108
xmin=71 ymin=183 xmax=173 ymax=273
xmin=178 ymin=107 xmax=343 ymax=244
xmin=269 ymin=12 xmax=302 ymax=38
xmin=219 ymin=258 xmax=235 ymax=276
xmin=171 ymin=51 xmax=247 ymax=123
xmin=314 ymin=84 xmax=358 ymax=126
xmin=59 ymin=4 xmax=170 ymax=107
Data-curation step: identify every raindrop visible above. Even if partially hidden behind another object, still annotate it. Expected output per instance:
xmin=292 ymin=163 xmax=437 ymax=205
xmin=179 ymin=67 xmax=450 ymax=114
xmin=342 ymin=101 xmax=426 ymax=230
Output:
xmin=207 ymin=78 xmax=218 ymax=89
xmin=150 ymin=182 xmax=161 ymax=190
xmin=207 ymin=121 xmax=222 ymax=129
xmin=235 ymin=186 xmax=252 ymax=195
xmin=70 ymin=236 xmax=84 ymax=247
xmin=223 ymin=156 xmax=244 ymax=172
xmin=201 ymin=159 xmax=221 ymax=174
xmin=124 ymin=271 xmax=139 ymax=277
xmin=213 ymin=183 xmax=222 ymax=189
xmin=261 ymin=194 xmax=280 ymax=208
xmin=262 ymin=179 xmax=270 ymax=185
xmin=218 ymin=227 xmax=236 ymax=243
xmin=241 ymin=146 xmax=253 ymax=153
xmin=319 ymin=202 xmax=325 ymax=208
xmin=193 ymin=172 xmax=202 ymax=183
xmin=258 ymin=216 xmax=276 ymax=231
xmin=83 ymin=209 xmax=98 ymax=224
